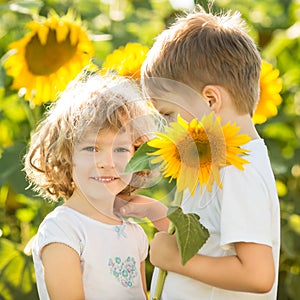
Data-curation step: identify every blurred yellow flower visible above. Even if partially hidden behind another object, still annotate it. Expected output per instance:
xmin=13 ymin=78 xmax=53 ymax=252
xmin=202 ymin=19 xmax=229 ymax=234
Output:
xmin=253 ymin=60 xmax=283 ymax=124
xmin=102 ymin=43 xmax=149 ymax=79
xmin=4 ymin=10 xmax=94 ymax=106
xmin=148 ymin=113 xmax=250 ymax=194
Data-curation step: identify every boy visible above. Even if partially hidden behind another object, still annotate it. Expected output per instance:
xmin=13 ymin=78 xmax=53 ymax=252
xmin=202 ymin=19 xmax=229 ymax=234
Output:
xmin=140 ymin=5 xmax=280 ymax=300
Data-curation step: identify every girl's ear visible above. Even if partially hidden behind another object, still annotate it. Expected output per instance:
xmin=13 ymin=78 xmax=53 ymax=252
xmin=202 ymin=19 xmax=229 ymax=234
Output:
xmin=201 ymin=85 xmax=223 ymax=113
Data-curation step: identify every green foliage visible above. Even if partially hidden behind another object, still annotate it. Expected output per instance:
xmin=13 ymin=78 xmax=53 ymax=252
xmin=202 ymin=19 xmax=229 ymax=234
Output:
xmin=0 ymin=0 xmax=299 ymax=299
xmin=168 ymin=206 xmax=209 ymax=265
xmin=0 ymin=238 xmax=38 ymax=300
xmin=125 ymin=142 xmax=160 ymax=173
xmin=0 ymin=143 xmax=30 ymax=196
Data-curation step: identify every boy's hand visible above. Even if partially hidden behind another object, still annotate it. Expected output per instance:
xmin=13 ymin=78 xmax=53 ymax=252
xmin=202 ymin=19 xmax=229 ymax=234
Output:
xmin=151 ymin=235 xmax=276 ymax=293
xmin=115 ymin=194 xmax=170 ymax=231
xmin=150 ymin=232 xmax=181 ymax=271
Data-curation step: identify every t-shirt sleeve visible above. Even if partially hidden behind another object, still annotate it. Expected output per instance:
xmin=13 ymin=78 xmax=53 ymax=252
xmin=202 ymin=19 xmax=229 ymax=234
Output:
xmin=219 ymin=165 xmax=273 ymax=249
xmin=135 ymin=224 xmax=149 ymax=262
xmin=34 ymin=214 xmax=82 ymax=258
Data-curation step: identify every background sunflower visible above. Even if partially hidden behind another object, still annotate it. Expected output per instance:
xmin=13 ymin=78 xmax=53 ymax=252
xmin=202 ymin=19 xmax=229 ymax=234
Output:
xmin=253 ymin=60 xmax=283 ymax=124
xmin=101 ymin=42 xmax=149 ymax=78
xmin=4 ymin=10 xmax=94 ymax=106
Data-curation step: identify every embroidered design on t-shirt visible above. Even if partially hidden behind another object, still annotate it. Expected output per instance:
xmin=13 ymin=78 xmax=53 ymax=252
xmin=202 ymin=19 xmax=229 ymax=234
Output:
xmin=108 ymin=256 xmax=137 ymax=288
xmin=114 ymin=223 xmax=127 ymax=238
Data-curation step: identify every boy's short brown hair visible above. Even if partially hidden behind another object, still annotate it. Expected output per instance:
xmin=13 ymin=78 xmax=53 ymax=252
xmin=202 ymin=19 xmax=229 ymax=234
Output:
xmin=141 ymin=5 xmax=262 ymax=115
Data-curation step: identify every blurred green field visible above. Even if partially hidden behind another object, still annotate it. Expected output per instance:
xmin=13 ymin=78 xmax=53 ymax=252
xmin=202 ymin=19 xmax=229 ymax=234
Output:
xmin=0 ymin=0 xmax=299 ymax=299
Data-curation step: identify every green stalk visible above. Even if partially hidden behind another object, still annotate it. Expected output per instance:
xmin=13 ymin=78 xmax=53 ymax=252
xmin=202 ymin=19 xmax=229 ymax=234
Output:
xmin=152 ymin=190 xmax=183 ymax=300
xmin=21 ymin=97 xmax=42 ymax=130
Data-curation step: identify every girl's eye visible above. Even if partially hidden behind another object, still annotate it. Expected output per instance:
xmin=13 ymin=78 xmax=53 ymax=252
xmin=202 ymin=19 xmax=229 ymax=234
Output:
xmin=115 ymin=147 xmax=130 ymax=153
xmin=83 ymin=146 xmax=97 ymax=152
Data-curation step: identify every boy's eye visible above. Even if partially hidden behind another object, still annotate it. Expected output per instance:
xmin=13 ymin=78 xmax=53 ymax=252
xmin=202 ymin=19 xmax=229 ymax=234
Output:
xmin=83 ymin=146 xmax=97 ymax=152
xmin=162 ymin=112 xmax=176 ymax=123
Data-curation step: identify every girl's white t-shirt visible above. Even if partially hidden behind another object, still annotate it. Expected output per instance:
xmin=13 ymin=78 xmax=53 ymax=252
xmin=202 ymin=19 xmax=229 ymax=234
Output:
xmin=151 ymin=139 xmax=280 ymax=300
xmin=32 ymin=206 xmax=148 ymax=300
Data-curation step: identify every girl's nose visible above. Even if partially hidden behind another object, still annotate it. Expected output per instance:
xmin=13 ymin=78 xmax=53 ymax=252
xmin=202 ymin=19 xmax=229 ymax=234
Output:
xmin=96 ymin=152 xmax=115 ymax=169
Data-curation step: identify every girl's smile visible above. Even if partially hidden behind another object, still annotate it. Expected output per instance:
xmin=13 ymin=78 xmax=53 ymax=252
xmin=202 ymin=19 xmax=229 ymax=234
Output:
xmin=91 ymin=176 xmax=119 ymax=183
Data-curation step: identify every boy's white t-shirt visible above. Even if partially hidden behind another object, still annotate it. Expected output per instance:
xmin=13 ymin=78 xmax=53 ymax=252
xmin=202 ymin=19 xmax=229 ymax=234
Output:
xmin=150 ymin=139 xmax=280 ymax=300
xmin=32 ymin=206 xmax=148 ymax=300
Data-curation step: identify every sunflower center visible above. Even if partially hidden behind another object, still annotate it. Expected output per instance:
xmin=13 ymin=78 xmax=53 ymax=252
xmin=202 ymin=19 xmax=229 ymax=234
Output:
xmin=176 ymin=131 xmax=212 ymax=168
xmin=25 ymin=29 xmax=77 ymax=75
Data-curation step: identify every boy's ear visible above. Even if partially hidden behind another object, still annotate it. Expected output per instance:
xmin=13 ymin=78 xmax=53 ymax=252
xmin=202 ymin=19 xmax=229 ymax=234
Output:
xmin=201 ymin=85 xmax=222 ymax=113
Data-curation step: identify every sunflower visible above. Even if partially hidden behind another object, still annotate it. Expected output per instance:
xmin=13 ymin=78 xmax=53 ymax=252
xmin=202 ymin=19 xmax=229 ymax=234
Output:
xmin=101 ymin=43 xmax=149 ymax=79
xmin=4 ymin=10 xmax=94 ymax=106
xmin=253 ymin=60 xmax=283 ymax=124
xmin=148 ymin=113 xmax=250 ymax=194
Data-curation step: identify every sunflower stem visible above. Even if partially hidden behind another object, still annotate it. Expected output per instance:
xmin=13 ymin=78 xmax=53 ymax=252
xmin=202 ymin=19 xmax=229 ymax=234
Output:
xmin=32 ymin=104 xmax=42 ymax=126
xmin=21 ymin=98 xmax=36 ymax=130
xmin=171 ymin=189 xmax=184 ymax=207
xmin=152 ymin=190 xmax=183 ymax=300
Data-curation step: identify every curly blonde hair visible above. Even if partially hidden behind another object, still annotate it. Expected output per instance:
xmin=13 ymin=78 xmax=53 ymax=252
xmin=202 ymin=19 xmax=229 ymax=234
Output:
xmin=24 ymin=72 xmax=161 ymax=201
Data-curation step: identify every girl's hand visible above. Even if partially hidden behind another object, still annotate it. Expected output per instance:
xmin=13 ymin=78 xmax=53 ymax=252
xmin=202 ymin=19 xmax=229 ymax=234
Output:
xmin=115 ymin=194 xmax=169 ymax=231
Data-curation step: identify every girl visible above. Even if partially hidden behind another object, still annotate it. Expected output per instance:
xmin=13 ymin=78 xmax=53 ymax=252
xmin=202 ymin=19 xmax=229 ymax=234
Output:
xmin=25 ymin=73 xmax=165 ymax=300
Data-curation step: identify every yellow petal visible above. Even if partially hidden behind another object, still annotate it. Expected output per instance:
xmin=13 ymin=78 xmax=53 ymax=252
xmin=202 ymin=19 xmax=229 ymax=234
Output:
xmin=37 ymin=26 xmax=49 ymax=46
xmin=56 ymin=21 xmax=69 ymax=42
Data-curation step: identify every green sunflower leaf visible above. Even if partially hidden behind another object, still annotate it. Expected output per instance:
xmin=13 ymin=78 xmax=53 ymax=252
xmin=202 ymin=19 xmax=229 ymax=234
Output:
xmin=168 ymin=206 xmax=210 ymax=265
xmin=124 ymin=142 xmax=159 ymax=173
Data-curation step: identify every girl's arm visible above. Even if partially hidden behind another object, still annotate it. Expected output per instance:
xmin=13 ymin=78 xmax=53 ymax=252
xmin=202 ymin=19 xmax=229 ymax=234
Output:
xmin=150 ymin=232 xmax=275 ymax=293
xmin=41 ymin=243 xmax=85 ymax=300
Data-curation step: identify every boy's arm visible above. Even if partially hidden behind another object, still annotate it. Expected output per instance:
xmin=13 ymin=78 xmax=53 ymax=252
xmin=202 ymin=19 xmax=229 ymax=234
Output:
xmin=150 ymin=232 xmax=275 ymax=293
xmin=41 ymin=243 xmax=85 ymax=299
xmin=116 ymin=194 xmax=170 ymax=231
